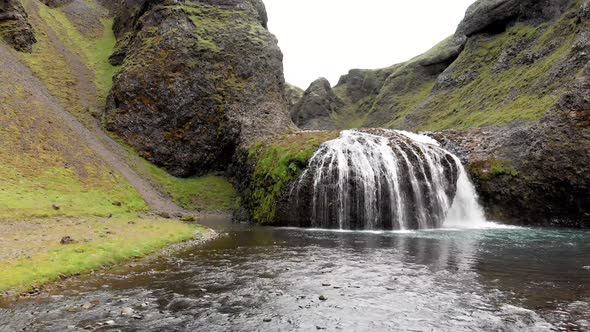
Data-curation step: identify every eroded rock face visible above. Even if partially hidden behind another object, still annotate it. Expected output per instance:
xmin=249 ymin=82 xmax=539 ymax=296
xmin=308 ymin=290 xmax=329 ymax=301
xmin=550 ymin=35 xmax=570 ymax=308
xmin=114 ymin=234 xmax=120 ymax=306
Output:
xmin=0 ymin=0 xmax=36 ymax=52
xmin=290 ymin=77 xmax=342 ymax=130
xmin=105 ymin=0 xmax=294 ymax=177
xmin=436 ymin=66 xmax=590 ymax=227
xmin=456 ymin=0 xmax=572 ymax=37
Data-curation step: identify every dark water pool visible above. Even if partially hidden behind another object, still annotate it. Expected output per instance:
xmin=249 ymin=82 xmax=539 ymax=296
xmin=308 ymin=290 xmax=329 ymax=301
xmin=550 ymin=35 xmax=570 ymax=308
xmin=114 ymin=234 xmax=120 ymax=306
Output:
xmin=1 ymin=220 xmax=590 ymax=331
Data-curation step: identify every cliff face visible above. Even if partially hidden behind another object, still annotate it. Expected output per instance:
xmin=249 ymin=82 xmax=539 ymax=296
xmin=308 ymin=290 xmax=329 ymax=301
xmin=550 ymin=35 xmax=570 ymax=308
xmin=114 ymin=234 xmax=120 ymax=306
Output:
xmin=104 ymin=0 xmax=294 ymax=177
xmin=285 ymin=0 xmax=590 ymax=226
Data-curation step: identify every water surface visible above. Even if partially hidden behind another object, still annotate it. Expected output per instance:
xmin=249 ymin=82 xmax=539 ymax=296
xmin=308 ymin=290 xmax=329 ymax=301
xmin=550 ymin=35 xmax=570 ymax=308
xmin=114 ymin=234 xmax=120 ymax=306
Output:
xmin=1 ymin=220 xmax=589 ymax=331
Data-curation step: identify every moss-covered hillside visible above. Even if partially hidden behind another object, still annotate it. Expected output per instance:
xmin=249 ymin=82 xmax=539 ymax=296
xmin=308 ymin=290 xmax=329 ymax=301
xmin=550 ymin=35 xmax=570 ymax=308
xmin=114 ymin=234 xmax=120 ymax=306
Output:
xmin=0 ymin=0 xmax=146 ymax=218
xmin=291 ymin=0 xmax=587 ymax=133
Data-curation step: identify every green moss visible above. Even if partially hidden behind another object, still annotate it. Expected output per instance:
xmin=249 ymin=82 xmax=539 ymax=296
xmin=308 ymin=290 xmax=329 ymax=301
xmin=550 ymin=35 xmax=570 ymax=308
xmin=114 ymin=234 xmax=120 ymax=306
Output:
xmin=0 ymin=80 xmax=147 ymax=220
xmin=469 ymin=159 xmax=519 ymax=181
xmin=36 ymin=5 xmax=118 ymax=102
xmin=18 ymin=0 xmax=118 ymax=123
xmin=385 ymin=80 xmax=435 ymax=128
xmin=244 ymin=131 xmax=339 ymax=224
xmin=165 ymin=3 xmax=268 ymax=52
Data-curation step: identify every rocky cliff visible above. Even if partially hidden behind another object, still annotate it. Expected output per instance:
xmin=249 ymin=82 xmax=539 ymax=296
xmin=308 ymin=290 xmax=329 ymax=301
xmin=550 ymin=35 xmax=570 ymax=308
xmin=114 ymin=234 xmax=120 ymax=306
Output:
xmin=287 ymin=0 xmax=590 ymax=226
xmin=104 ymin=0 xmax=294 ymax=177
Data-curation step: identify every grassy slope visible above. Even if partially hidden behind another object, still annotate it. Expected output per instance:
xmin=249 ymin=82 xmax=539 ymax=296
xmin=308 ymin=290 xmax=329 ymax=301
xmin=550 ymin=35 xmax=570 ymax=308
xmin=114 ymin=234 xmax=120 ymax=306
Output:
xmin=118 ymin=140 xmax=239 ymax=211
xmin=415 ymin=18 xmax=576 ymax=131
xmin=330 ymin=1 xmax=580 ymax=132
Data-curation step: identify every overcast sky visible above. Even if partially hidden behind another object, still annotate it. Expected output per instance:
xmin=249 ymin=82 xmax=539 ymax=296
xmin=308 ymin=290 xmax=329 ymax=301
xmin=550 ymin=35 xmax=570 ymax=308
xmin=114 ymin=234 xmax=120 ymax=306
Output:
xmin=264 ymin=0 xmax=475 ymax=89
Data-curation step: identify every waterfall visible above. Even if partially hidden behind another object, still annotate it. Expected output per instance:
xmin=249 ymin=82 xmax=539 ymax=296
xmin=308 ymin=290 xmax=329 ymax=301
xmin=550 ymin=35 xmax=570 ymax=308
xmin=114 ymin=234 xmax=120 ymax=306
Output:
xmin=287 ymin=129 xmax=487 ymax=230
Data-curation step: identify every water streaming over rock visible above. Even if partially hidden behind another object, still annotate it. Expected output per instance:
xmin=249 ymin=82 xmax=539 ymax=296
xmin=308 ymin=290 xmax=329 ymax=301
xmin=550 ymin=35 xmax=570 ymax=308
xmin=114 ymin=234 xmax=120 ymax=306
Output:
xmin=283 ymin=129 xmax=486 ymax=230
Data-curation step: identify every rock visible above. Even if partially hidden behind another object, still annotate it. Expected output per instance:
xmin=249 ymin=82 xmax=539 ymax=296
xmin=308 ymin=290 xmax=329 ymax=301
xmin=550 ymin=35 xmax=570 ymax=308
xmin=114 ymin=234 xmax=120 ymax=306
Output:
xmin=60 ymin=236 xmax=76 ymax=245
xmin=105 ymin=0 xmax=294 ymax=177
xmin=81 ymin=300 xmax=100 ymax=309
xmin=319 ymin=295 xmax=327 ymax=301
xmin=456 ymin=0 xmax=569 ymax=37
xmin=322 ymin=283 xmax=331 ymax=287
xmin=120 ymin=307 xmax=134 ymax=316
xmin=104 ymin=320 xmax=115 ymax=326
xmin=112 ymin=201 xmax=122 ymax=207
xmin=52 ymin=204 xmax=60 ymax=210
xmin=316 ymin=326 xmax=326 ymax=330
xmin=38 ymin=0 xmax=73 ymax=8
xmin=157 ymin=212 xmax=171 ymax=219
xmin=263 ymin=318 xmax=272 ymax=322
xmin=0 ymin=0 xmax=36 ymax=52
xmin=290 ymin=78 xmax=342 ymax=130
xmin=285 ymin=83 xmax=304 ymax=110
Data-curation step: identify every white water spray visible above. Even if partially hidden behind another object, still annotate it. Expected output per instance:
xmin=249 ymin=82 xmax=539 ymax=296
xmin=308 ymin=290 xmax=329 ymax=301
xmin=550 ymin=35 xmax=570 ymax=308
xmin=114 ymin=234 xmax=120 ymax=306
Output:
xmin=290 ymin=129 xmax=490 ymax=230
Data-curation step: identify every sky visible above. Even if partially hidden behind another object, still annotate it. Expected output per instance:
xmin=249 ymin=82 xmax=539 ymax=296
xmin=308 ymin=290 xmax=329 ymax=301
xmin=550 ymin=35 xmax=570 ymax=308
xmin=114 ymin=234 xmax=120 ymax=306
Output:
xmin=264 ymin=0 xmax=475 ymax=89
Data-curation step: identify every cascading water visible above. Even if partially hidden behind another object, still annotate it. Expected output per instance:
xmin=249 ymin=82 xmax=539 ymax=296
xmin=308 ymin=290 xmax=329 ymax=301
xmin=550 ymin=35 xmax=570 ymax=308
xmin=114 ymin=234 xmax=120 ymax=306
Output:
xmin=286 ymin=129 xmax=487 ymax=230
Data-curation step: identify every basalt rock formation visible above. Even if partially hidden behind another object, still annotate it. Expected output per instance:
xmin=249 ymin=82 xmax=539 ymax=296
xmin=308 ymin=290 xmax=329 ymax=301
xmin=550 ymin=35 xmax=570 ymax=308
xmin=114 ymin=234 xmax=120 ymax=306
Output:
xmin=0 ymin=0 xmax=35 ymax=52
xmin=104 ymin=0 xmax=294 ymax=177
xmin=290 ymin=77 xmax=342 ymax=130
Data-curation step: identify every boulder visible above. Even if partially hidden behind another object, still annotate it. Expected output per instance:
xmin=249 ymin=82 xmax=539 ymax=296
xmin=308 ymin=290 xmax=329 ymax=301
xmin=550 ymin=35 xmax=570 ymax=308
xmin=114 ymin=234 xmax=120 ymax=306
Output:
xmin=104 ymin=0 xmax=294 ymax=177
xmin=290 ymin=77 xmax=342 ymax=130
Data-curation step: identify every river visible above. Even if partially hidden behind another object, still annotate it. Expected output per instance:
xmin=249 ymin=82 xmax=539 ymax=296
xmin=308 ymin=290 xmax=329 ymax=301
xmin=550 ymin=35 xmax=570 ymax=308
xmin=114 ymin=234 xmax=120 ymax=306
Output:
xmin=1 ymin=218 xmax=589 ymax=331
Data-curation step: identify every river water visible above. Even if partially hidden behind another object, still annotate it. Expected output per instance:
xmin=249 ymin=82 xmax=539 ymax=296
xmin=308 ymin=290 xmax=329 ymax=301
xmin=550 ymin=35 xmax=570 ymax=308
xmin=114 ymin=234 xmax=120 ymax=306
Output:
xmin=1 ymin=219 xmax=590 ymax=331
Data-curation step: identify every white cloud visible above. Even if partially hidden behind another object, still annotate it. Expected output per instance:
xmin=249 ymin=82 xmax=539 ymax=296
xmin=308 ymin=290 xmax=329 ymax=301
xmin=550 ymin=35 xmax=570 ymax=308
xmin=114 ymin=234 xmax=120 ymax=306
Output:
xmin=264 ymin=0 xmax=475 ymax=89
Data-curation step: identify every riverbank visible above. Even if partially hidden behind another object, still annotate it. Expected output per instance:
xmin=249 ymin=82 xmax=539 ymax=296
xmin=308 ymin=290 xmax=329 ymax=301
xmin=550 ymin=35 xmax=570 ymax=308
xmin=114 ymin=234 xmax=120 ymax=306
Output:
xmin=0 ymin=215 xmax=214 ymax=298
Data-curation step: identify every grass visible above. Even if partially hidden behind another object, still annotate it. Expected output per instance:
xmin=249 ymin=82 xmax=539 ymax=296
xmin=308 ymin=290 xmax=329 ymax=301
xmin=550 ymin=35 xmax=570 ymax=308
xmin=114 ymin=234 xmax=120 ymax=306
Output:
xmin=17 ymin=0 xmax=118 ymax=121
xmin=0 ymin=217 xmax=204 ymax=294
xmin=0 ymin=165 xmax=147 ymax=219
xmin=116 ymin=139 xmax=239 ymax=211
xmin=320 ymin=1 xmax=582 ymax=132
xmin=414 ymin=20 xmax=575 ymax=131
xmin=1 ymin=15 xmax=147 ymax=221
xmin=244 ymin=131 xmax=339 ymax=224
xmin=36 ymin=4 xmax=118 ymax=103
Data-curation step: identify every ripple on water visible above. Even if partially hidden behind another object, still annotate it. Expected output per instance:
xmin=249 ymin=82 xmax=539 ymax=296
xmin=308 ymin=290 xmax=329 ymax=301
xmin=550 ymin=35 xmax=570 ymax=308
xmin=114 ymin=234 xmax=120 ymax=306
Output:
xmin=0 ymin=226 xmax=589 ymax=331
